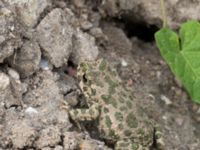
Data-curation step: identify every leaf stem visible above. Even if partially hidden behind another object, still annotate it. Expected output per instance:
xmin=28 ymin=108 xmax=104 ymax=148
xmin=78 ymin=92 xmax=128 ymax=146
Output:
xmin=160 ymin=0 xmax=168 ymax=28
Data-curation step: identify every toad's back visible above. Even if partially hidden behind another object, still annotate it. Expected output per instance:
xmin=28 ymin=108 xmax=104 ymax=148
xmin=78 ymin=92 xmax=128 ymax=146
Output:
xmin=78 ymin=59 xmax=154 ymax=146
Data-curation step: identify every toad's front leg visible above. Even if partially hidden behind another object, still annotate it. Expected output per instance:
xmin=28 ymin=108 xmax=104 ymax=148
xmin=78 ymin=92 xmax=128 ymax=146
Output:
xmin=69 ymin=103 xmax=100 ymax=121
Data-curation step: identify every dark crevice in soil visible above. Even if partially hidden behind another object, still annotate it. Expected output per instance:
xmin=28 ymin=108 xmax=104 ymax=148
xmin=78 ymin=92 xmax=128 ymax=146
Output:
xmin=21 ymin=146 xmax=37 ymax=150
xmin=6 ymin=104 xmax=20 ymax=109
xmin=67 ymin=60 xmax=76 ymax=68
xmin=123 ymin=21 xmax=159 ymax=42
xmin=104 ymin=16 xmax=159 ymax=42
xmin=64 ymin=59 xmax=77 ymax=74
xmin=151 ymin=128 xmax=158 ymax=150
xmin=119 ymin=16 xmax=159 ymax=42
xmin=83 ymin=0 xmax=103 ymax=12
xmin=63 ymin=89 xmax=74 ymax=97
xmin=59 ymin=135 xmax=65 ymax=147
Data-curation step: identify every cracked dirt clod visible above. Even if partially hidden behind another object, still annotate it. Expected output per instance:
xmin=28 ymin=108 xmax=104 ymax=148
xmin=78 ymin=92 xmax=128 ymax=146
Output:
xmin=71 ymin=30 xmax=99 ymax=64
xmin=101 ymin=0 xmax=200 ymax=29
xmin=23 ymin=70 xmax=71 ymax=129
xmin=9 ymin=40 xmax=41 ymax=78
xmin=63 ymin=131 xmax=81 ymax=150
xmin=0 ymin=72 xmax=23 ymax=108
xmin=0 ymin=6 xmax=22 ymax=63
xmin=35 ymin=126 xmax=61 ymax=149
xmin=36 ymin=8 xmax=74 ymax=68
xmin=10 ymin=120 xmax=36 ymax=149
xmin=5 ymin=0 xmax=52 ymax=27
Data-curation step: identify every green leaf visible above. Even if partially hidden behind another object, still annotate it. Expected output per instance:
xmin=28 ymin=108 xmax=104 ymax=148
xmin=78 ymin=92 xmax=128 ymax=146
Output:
xmin=155 ymin=20 xmax=200 ymax=103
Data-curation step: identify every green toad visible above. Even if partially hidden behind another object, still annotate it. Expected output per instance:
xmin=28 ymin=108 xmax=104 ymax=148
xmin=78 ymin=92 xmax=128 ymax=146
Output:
xmin=69 ymin=59 xmax=164 ymax=150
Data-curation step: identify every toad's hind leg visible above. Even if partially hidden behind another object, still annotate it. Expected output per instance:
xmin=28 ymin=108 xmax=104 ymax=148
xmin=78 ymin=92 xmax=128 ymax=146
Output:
xmin=115 ymin=139 xmax=148 ymax=150
xmin=69 ymin=103 xmax=100 ymax=121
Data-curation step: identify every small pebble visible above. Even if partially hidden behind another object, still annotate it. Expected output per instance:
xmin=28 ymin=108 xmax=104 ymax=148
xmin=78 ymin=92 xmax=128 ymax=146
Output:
xmin=80 ymin=21 xmax=93 ymax=30
xmin=39 ymin=58 xmax=52 ymax=71
xmin=121 ymin=59 xmax=128 ymax=67
xmin=25 ymin=107 xmax=38 ymax=115
xmin=8 ymin=68 xmax=20 ymax=80
xmin=160 ymin=95 xmax=172 ymax=105
xmin=156 ymin=71 xmax=161 ymax=79
xmin=148 ymin=94 xmax=155 ymax=101
xmin=162 ymin=115 xmax=167 ymax=120
xmin=0 ymin=73 xmax=10 ymax=90
xmin=175 ymin=118 xmax=184 ymax=126
xmin=89 ymin=27 xmax=104 ymax=38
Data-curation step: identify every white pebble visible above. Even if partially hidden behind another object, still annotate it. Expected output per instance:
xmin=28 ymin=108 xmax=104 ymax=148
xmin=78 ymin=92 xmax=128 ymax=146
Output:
xmin=25 ymin=107 xmax=38 ymax=114
xmin=162 ymin=115 xmax=167 ymax=120
xmin=121 ymin=59 xmax=128 ymax=67
xmin=8 ymin=68 xmax=20 ymax=80
xmin=0 ymin=73 xmax=10 ymax=90
xmin=160 ymin=95 xmax=172 ymax=105
xmin=39 ymin=58 xmax=52 ymax=70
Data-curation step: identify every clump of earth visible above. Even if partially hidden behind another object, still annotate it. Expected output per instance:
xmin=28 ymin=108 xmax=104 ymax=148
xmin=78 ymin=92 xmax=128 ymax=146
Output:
xmin=0 ymin=0 xmax=200 ymax=149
